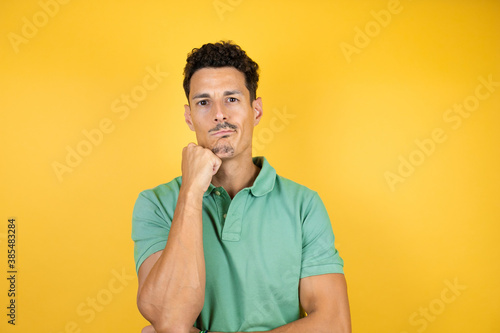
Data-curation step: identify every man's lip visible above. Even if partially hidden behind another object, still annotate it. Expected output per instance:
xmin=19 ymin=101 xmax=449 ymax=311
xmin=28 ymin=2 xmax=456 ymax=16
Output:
xmin=211 ymin=130 xmax=235 ymax=137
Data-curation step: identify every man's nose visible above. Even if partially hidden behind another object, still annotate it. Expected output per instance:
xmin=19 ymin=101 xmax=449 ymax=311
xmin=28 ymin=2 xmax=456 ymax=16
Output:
xmin=213 ymin=101 xmax=227 ymax=122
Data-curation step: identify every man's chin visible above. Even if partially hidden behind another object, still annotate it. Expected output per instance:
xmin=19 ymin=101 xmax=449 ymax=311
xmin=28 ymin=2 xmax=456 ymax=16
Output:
xmin=211 ymin=145 xmax=235 ymax=159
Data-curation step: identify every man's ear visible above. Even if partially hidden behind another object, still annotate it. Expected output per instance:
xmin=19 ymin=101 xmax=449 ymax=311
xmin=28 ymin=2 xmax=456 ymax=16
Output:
xmin=184 ymin=104 xmax=195 ymax=131
xmin=252 ymin=97 xmax=263 ymax=126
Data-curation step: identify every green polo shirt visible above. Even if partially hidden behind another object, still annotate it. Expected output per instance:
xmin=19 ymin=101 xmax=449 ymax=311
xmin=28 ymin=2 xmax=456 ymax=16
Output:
xmin=132 ymin=156 xmax=344 ymax=332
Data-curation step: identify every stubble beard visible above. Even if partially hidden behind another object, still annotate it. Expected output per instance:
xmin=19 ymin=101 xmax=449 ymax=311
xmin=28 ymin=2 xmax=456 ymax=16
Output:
xmin=211 ymin=141 xmax=235 ymax=157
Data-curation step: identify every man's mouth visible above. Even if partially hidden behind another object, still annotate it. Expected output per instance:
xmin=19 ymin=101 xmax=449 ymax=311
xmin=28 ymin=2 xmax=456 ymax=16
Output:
xmin=211 ymin=130 xmax=235 ymax=137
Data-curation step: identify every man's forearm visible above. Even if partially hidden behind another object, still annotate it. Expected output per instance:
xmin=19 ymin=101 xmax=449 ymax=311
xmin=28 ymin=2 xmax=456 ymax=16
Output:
xmin=211 ymin=310 xmax=351 ymax=333
xmin=138 ymin=188 xmax=206 ymax=333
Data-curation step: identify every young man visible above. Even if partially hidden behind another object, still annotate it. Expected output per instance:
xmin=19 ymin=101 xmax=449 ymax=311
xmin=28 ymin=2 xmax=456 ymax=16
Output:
xmin=132 ymin=41 xmax=351 ymax=333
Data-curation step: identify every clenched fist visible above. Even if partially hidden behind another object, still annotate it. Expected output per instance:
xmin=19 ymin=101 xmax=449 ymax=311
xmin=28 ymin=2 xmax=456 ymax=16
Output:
xmin=181 ymin=143 xmax=222 ymax=195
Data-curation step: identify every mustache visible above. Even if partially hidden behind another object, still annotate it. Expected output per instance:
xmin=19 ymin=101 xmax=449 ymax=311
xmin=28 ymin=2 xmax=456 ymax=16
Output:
xmin=208 ymin=122 xmax=237 ymax=133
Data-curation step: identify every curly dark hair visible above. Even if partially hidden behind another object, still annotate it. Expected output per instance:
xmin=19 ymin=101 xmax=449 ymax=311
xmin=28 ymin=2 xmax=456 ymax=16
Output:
xmin=183 ymin=41 xmax=259 ymax=103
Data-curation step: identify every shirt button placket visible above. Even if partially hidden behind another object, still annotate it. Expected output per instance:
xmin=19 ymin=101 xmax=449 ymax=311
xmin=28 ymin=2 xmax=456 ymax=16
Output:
xmin=214 ymin=189 xmax=227 ymax=231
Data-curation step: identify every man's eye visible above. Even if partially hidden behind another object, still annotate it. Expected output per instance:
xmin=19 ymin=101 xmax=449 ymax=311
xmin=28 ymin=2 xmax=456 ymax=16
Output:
xmin=198 ymin=100 xmax=208 ymax=106
xmin=227 ymin=97 xmax=238 ymax=103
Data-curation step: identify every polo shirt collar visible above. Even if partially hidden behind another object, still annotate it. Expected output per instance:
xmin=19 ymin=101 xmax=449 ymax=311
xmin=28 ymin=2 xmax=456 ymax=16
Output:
xmin=249 ymin=156 xmax=276 ymax=197
xmin=203 ymin=156 xmax=276 ymax=197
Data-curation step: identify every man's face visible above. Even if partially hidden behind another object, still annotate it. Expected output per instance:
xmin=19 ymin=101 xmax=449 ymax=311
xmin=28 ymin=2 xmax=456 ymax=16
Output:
xmin=184 ymin=67 xmax=263 ymax=159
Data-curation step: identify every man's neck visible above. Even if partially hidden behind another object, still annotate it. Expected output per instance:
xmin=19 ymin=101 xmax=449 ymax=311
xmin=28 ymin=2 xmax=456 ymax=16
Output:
xmin=211 ymin=153 xmax=260 ymax=199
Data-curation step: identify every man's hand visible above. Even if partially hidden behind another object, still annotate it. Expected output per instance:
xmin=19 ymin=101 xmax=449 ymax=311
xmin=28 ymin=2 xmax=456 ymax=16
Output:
xmin=181 ymin=143 xmax=222 ymax=195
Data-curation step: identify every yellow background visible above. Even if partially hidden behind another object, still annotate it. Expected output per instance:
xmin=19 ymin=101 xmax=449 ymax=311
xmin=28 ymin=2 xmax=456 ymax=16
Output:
xmin=1 ymin=0 xmax=499 ymax=332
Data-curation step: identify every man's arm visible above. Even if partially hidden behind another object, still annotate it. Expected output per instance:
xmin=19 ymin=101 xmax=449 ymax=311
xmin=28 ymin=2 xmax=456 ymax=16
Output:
xmin=293 ymin=273 xmax=351 ymax=333
xmin=136 ymin=143 xmax=221 ymax=333
xmin=210 ymin=273 xmax=351 ymax=333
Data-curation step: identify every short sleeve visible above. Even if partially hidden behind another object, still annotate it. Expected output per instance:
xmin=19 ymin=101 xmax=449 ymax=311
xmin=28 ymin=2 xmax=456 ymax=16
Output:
xmin=300 ymin=192 xmax=344 ymax=279
xmin=131 ymin=190 xmax=172 ymax=274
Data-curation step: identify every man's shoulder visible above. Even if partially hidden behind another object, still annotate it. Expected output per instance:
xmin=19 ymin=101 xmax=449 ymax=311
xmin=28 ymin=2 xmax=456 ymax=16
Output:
xmin=136 ymin=176 xmax=183 ymax=203
xmin=273 ymin=173 xmax=319 ymax=200
xmin=275 ymin=173 xmax=312 ymax=190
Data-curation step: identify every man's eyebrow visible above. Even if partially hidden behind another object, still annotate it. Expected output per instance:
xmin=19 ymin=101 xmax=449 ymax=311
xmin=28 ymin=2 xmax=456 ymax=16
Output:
xmin=192 ymin=93 xmax=211 ymax=100
xmin=192 ymin=90 xmax=243 ymax=100
xmin=223 ymin=90 xmax=243 ymax=96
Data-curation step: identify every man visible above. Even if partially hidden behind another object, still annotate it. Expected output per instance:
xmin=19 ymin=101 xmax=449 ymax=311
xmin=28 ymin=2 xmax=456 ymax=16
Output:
xmin=132 ymin=41 xmax=351 ymax=333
